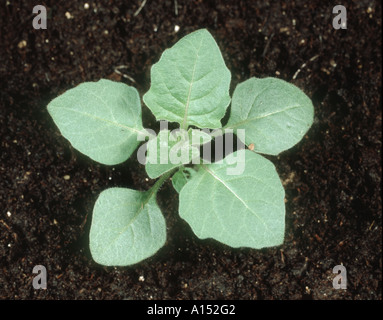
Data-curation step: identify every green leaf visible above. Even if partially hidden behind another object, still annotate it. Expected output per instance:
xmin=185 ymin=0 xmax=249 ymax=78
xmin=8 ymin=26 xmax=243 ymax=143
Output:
xmin=145 ymin=129 xmax=199 ymax=179
xmin=89 ymin=187 xmax=166 ymax=266
xmin=171 ymin=167 xmax=197 ymax=193
xmin=143 ymin=29 xmax=231 ymax=129
xmin=47 ymin=79 xmax=143 ymax=165
xmin=179 ymin=150 xmax=285 ymax=249
xmin=226 ymin=77 xmax=314 ymax=155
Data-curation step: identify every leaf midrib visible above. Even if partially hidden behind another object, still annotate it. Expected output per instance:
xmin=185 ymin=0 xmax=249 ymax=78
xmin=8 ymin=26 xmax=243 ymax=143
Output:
xmin=57 ymin=106 xmax=143 ymax=135
xmin=226 ymin=105 xmax=302 ymax=130
xmin=97 ymin=192 xmax=153 ymax=259
xmin=200 ymin=164 xmax=271 ymax=232
xmin=181 ymin=38 xmax=204 ymax=130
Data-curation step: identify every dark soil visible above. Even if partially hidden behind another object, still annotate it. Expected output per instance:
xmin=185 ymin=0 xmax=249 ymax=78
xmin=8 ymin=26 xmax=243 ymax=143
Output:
xmin=0 ymin=0 xmax=381 ymax=300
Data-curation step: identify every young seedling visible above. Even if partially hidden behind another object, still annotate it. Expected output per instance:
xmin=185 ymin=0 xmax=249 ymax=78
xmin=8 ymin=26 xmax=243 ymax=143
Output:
xmin=47 ymin=29 xmax=314 ymax=266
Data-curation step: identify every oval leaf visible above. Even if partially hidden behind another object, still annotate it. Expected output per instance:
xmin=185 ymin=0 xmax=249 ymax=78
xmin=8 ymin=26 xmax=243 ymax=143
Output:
xmin=226 ymin=77 xmax=314 ymax=155
xmin=47 ymin=79 xmax=143 ymax=165
xmin=89 ymin=187 xmax=166 ymax=266
xmin=179 ymin=150 xmax=285 ymax=249
xmin=143 ymin=29 xmax=231 ymax=129
xmin=172 ymin=167 xmax=197 ymax=193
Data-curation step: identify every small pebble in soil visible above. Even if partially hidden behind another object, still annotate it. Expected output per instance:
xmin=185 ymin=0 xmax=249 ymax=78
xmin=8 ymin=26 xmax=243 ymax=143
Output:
xmin=65 ymin=12 xmax=74 ymax=19
xmin=18 ymin=40 xmax=27 ymax=49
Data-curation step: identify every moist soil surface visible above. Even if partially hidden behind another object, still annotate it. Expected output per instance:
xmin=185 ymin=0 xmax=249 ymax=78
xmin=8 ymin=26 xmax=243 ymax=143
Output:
xmin=0 ymin=0 xmax=381 ymax=300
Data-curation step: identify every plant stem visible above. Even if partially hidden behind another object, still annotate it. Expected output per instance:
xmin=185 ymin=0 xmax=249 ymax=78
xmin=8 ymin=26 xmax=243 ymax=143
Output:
xmin=146 ymin=168 xmax=177 ymax=199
